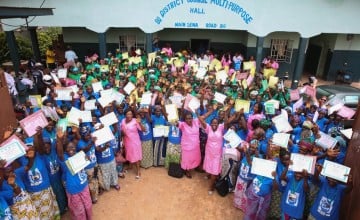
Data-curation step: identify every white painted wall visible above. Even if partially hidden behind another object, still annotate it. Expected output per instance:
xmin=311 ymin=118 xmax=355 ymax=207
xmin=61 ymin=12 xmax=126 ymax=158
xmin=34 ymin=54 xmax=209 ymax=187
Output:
xmin=157 ymin=29 xmax=247 ymax=43
xmin=334 ymin=34 xmax=360 ymax=51
xmin=1 ymin=0 xmax=360 ymax=38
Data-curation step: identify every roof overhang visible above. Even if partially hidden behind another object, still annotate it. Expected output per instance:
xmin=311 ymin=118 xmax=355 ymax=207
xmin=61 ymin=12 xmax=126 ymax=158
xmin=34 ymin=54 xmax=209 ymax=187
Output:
xmin=0 ymin=6 xmax=53 ymax=19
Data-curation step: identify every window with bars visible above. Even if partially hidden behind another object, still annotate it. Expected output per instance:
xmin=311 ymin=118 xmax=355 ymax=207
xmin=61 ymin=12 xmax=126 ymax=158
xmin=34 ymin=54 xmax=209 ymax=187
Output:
xmin=119 ymin=35 xmax=145 ymax=52
xmin=270 ymin=39 xmax=293 ymax=63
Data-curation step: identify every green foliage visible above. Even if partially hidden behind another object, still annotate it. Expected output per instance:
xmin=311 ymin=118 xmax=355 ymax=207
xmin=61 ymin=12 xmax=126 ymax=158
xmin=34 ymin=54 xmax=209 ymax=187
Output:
xmin=37 ymin=27 xmax=61 ymax=56
xmin=0 ymin=32 xmax=33 ymax=64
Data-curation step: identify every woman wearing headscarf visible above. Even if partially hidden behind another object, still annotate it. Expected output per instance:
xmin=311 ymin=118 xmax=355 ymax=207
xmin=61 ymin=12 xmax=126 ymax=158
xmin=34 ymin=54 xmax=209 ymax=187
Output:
xmin=56 ymin=128 xmax=92 ymax=220
xmin=76 ymin=125 xmax=99 ymax=204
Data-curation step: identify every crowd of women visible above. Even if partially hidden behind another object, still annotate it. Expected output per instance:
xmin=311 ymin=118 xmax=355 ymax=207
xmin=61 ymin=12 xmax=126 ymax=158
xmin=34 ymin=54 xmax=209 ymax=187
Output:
xmin=0 ymin=44 xmax=353 ymax=220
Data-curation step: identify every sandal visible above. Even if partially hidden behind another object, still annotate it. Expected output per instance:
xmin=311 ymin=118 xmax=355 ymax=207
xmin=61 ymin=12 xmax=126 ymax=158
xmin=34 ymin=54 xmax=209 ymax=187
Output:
xmin=113 ymin=185 xmax=120 ymax=191
xmin=118 ymin=173 xmax=125 ymax=178
xmin=185 ymin=171 xmax=192 ymax=179
xmin=135 ymin=175 xmax=141 ymax=179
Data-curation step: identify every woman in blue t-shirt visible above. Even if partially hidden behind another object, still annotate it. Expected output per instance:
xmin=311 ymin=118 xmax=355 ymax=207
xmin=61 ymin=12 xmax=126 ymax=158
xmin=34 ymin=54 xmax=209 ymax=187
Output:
xmin=165 ymin=123 xmax=182 ymax=169
xmin=19 ymin=133 xmax=60 ymax=219
xmin=0 ymin=149 xmax=39 ymax=219
xmin=233 ymin=140 xmax=261 ymax=212
xmin=56 ymin=129 xmax=92 ymax=220
xmin=150 ymin=105 xmax=168 ymax=167
xmin=138 ymin=108 xmax=154 ymax=169
xmin=280 ymin=169 xmax=309 ymax=219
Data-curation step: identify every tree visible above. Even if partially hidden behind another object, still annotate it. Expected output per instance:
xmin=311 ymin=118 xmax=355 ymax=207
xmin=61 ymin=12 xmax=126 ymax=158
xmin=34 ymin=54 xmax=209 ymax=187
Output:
xmin=0 ymin=32 xmax=33 ymax=64
xmin=37 ymin=27 xmax=61 ymax=57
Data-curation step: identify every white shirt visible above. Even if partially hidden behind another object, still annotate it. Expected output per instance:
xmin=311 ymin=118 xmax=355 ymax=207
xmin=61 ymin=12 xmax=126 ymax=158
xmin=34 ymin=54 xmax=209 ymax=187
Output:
xmin=4 ymin=72 xmax=18 ymax=96
xmin=65 ymin=50 xmax=77 ymax=62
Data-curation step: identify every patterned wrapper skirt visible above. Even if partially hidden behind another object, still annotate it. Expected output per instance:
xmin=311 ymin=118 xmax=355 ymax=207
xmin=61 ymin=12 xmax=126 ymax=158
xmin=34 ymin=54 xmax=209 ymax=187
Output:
xmin=153 ymin=138 xmax=167 ymax=166
xmin=11 ymin=190 xmax=39 ymax=220
xmin=267 ymin=190 xmax=282 ymax=219
xmin=67 ymin=187 xmax=92 ymax=220
xmin=29 ymin=187 xmax=60 ymax=220
xmin=140 ymin=140 xmax=153 ymax=168
xmin=233 ymin=177 xmax=249 ymax=212
xmin=98 ymin=159 xmax=118 ymax=191
xmin=164 ymin=142 xmax=181 ymax=169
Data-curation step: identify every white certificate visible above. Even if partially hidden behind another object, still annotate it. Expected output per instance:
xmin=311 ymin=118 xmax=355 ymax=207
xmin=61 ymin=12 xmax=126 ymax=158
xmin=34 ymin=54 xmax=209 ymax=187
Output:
xmin=92 ymin=81 xmax=104 ymax=93
xmin=153 ymin=126 xmax=170 ymax=138
xmin=272 ymin=115 xmax=293 ymax=133
xmin=67 ymin=107 xmax=82 ymax=125
xmin=214 ymin=92 xmax=227 ymax=104
xmin=112 ymin=90 xmax=125 ymax=104
xmin=91 ymin=126 xmax=115 ymax=146
xmin=215 ymin=70 xmax=228 ymax=85
xmin=55 ymin=88 xmax=73 ymax=101
xmin=99 ymin=112 xmax=118 ymax=127
xmin=100 ymin=89 xmax=113 ymax=98
xmin=67 ymin=85 xmax=79 ymax=99
xmin=315 ymin=131 xmax=338 ymax=149
xmin=57 ymin=68 xmax=68 ymax=78
xmin=340 ymin=128 xmax=352 ymax=140
xmin=289 ymin=153 xmax=317 ymax=174
xmin=97 ymin=95 xmax=113 ymax=108
xmin=313 ymin=111 xmax=319 ymax=123
xmin=50 ymin=72 xmax=60 ymax=84
xmin=65 ymin=151 xmax=90 ymax=175
xmin=199 ymin=60 xmax=209 ymax=68
xmin=81 ymin=110 xmax=92 ymax=123
xmin=140 ymin=92 xmax=152 ymax=106
xmin=292 ymin=97 xmax=303 ymax=112
xmin=196 ymin=67 xmax=207 ymax=79
xmin=169 ymin=95 xmax=184 ymax=108
xmin=0 ymin=135 xmax=27 ymax=167
xmin=188 ymin=97 xmax=200 ymax=113
xmin=84 ymin=100 xmax=97 ymax=111
xmin=251 ymin=157 xmax=277 ymax=179
xmin=272 ymin=133 xmax=290 ymax=148
xmin=19 ymin=110 xmax=49 ymax=137
xmin=223 ymin=129 xmax=243 ymax=148
xmin=123 ymin=82 xmax=135 ymax=95
xmin=165 ymin=104 xmax=179 ymax=122
xmin=321 ymin=160 xmax=351 ymax=183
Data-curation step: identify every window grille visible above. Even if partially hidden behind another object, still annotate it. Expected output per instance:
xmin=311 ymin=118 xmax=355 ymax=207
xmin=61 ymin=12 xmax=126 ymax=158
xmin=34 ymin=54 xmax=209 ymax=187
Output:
xmin=270 ymin=39 xmax=293 ymax=63
xmin=119 ymin=35 xmax=145 ymax=52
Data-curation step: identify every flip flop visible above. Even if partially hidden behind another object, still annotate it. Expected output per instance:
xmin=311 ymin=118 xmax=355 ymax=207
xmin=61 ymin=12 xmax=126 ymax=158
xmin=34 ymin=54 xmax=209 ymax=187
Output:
xmin=135 ymin=175 xmax=141 ymax=179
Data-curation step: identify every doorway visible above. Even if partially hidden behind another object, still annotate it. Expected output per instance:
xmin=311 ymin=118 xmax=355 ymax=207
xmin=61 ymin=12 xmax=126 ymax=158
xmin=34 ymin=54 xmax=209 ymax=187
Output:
xmin=304 ymin=44 xmax=322 ymax=76
xmin=191 ymin=39 xmax=210 ymax=54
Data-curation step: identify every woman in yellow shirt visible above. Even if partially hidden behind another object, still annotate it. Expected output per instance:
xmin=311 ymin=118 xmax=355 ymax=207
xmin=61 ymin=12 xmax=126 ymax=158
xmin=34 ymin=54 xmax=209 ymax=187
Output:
xmin=46 ymin=45 xmax=56 ymax=69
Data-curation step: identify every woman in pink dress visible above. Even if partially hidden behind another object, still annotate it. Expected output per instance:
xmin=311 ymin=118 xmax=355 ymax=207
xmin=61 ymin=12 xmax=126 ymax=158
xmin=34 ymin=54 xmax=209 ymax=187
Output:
xmin=246 ymin=103 xmax=265 ymax=142
xmin=198 ymin=116 xmax=225 ymax=194
xmin=121 ymin=109 xmax=145 ymax=179
xmin=178 ymin=112 xmax=201 ymax=178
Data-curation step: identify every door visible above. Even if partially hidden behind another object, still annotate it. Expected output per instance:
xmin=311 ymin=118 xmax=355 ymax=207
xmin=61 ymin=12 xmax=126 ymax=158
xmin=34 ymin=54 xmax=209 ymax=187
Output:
xmin=304 ymin=44 xmax=322 ymax=75
xmin=190 ymin=39 xmax=209 ymax=54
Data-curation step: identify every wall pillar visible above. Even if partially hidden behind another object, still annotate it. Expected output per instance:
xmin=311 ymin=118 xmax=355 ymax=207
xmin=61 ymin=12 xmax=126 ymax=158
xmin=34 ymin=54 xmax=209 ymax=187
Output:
xmin=98 ymin=32 xmax=107 ymax=59
xmin=145 ymin=33 xmax=153 ymax=53
xmin=28 ymin=27 xmax=41 ymax=62
xmin=291 ymin=37 xmax=309 ymax=89
xmin=5 ymin=31 xmax=20 ymax=74
xmin=255 ymin=36 xmax=264 ymax=71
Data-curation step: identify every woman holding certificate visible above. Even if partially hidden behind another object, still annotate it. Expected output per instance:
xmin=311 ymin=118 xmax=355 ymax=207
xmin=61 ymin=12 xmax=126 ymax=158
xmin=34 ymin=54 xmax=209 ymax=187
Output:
xmin=177 ymin=112 xmax=201 ymax=179
xmin=121 ymin=109 xmax=145 ymax=179
xmin=56 ymin=130 xmax=92 ymax=220
xmin=198 ymin=110 xmax=225 ymax=195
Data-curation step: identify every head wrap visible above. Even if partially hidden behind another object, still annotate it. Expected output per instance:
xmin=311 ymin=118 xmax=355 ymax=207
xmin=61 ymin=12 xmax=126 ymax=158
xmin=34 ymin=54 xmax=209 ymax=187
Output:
xmin=42 ymin=137 xmax=51 ymax=144
xmin=250 ymin=139 xmax=259 ymax=147
xmin=80 ymin=125 xmax=91 ymax=136
xmin=299 ymin=140 xmax=314 ymax=151
xmin=302 ymin=120 xmax=313 ymax=129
